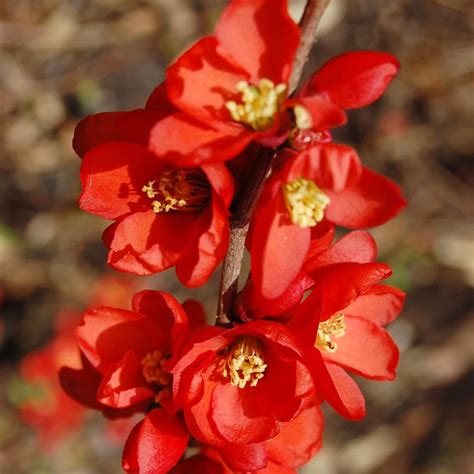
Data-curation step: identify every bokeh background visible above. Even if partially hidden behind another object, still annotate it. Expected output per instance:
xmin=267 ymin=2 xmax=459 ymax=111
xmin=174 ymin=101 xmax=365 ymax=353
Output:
xmin=0 ymin=0 xmax=473 ymax=472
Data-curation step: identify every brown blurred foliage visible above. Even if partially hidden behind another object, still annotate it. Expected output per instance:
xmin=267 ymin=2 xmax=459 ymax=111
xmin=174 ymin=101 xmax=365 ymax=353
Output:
xmin=0 ymin=0 xmax=473 ymax=473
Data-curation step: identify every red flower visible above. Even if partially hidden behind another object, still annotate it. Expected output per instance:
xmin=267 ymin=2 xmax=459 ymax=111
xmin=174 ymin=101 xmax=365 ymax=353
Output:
xmin=74 ymin=290 xmax=198 ymax=411
xmin=79 ymin=142 xmax=233 ymax=285
xmin=149 ymin=0 xmax=346 ymax=167
xmin=169 ymin=320 xmax=316 ymax=471
xmin=289 ymin=262 xmax=405 ymax=420
xmin=249 ymin=143 xmax=406 ymax=299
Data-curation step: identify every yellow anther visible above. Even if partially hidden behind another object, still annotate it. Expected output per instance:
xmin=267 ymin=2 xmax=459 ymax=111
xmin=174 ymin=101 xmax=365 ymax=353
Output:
xmin=282 ymin=177 xmax=330 ymax=228
xmin=293 ymin=104 xmax=313 ymax=130
xmin=142 ymin=169 xmax=210 ymax=214
xmin=225 ymin=78 xmax=287 ymax=131
xmin=222 ymin=337 xmax=267 ymax=389
xmin=315 ymin=313 xmax=346 ymax=353
xmin=141 ymin=350 xmax=171 ymax=386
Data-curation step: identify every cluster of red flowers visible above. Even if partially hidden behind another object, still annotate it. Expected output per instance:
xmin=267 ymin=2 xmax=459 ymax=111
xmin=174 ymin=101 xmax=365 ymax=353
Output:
xmin=63 ymin=0 xmax=407 ymax=472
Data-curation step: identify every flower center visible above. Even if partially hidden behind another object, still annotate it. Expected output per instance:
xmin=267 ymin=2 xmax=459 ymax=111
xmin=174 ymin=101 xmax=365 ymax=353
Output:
xmin=225 ymin=79 xmax=287 ymax=131
xmin=315 ymin=313 xmax=346 ymax=353
xmin=282 ymin=177 xmax=330 ymax=228
xmin=141 ymin=350 xmax=172 ymax=403
xmin=222 ymin=336 xmax=267 ymax=389
xmin=142 ymin=168 xmax=210 ymax=213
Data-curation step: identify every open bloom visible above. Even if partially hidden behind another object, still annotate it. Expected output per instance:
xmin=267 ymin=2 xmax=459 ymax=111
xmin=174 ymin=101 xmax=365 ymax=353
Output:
xmin=169 ymin=320 xmax=316 ymax=471
xmin=249 ymin=142 xmax=406 ymax=299
xmin=79 ymin=142 xmax=233 ymax=286
xmin=288 ymin=261 xmax=405 ymax=420
xmin=149 ymin=0 xmax=348 ymax=167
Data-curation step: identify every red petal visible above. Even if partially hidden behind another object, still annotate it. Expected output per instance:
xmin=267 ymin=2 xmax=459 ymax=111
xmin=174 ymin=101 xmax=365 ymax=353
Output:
xmin=76 ymin=307 xmax=166 ymax=372
xmin=149 ymin=112 xmax=254 ymax=166
xmin=167 ymin=36 xmax=248 ymax=123
xmin=131 ymin=290 xmax=189 ymax=350
xmin=122 ymin=409 xmax=188 ymax=474
xmin=325 ymin=362 xmax=366 ymax=420
xmin=175 ymin=198 xmax=230 ymax=287
xmin=73 ymin=109 xmax=164 ymax=158
xmin=215 ymin=0 xmax=300 ymax=83
xmin=171 ymin=454 xmax=226 ymax=474
xmin=97 ymin=350 xmax=155 ymax=408
xmin=287 ymin=97 xmax=347 ymax=130
xmin=304 ymin=230 xmax=377 ymax=273
xmin=182 ymin=300 xmax=207 ymax=329
xmin=323 ymin=315 xmax=400 ymax=380
xmin=301 ymin=51 xmax=400 ymax=109
xmin=107 ymin=210 xmax=196 ymax=275
xmin=79 ymin=142 xmax=163 ymax=220
xmin=202 ymin=162 xmax=235 ymax=209
xmin=145 ymin=81 xmax=176 ymax=113
xmin=325 ymin=166 xmax=407 ymax=228
xmin=343 ymin=284 xmax=406 ymax=326
xmin=267 ymin=405 xmax=324 ymax=467
xmin=251 ymin=193 xmax=310 ymax=300
xmin=219 ymin=443 xmax=268 ymax=471
xmin=284 ymin=143 xmax=362 ymax=192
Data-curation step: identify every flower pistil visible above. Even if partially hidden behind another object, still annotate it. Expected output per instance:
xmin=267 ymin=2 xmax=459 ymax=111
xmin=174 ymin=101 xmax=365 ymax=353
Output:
xmin=142 ymin=169 xmax=210 ymax=213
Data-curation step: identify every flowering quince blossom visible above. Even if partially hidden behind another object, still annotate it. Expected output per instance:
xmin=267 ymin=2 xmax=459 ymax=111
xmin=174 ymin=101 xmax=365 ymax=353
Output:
xmin=78 ymin=142 xmax=233 ymax=285
xmin=168 ymin=320 xmax=318 ymax=471
xmin=249 ymin=143 xmax=406 ymax=299
xmin=149 ymin=0 xmax=349 ymax=167
xmin=240 ymin=232 xmax=405 ymax=420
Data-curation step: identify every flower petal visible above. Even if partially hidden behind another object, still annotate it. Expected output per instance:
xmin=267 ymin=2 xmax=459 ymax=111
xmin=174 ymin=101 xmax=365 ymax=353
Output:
xmin=149 ymin=112 xmax=254 ymax=166
xmin=76 ymin=307 xmax=166 ymax=372
xmin=323 ymin=315 xmax=400 ymax=380
xmin=176 ymin=197 xmax=230 ymax=288
xmin=288 ymin=97 xmax=347 ymax=130
xmin=73 ymin=109 xmax=165 ymax=158
xmin=107 ymin=210 xmax=196 ymax=275
xmin=97 ymin=350 xmax=155 ymax=408
xmin=325 ymin=167 xmax=407 ymax=228
xmin=122 ymin=409 xmax=189 ymax=474
xmin=167 ymin=36 xmax=248 ymax=123
xmin=304 ymin=230 xmax=377 ymax=273
xmin=301 ymin=51 xmax=400 ymax=109
xmin=79 ymin=142 xmax=163 ymax=220
xmin=250 ymin=192 xmax=310 ymax=300
xmin=266 ymin=405 xmax=324 ymax=468
xmin=343 ymin=284 xmax=406 ymax=326
xmin=215 ymin=0 xmax=300 ymax=83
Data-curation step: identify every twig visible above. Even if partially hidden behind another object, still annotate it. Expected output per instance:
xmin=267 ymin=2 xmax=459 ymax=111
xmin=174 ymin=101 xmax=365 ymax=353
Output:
xmin=215 ymin=0 xmax=331 ymax=326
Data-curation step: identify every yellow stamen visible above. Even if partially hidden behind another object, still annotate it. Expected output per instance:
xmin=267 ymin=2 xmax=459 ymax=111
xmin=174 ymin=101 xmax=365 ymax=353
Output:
xmin=141 ymin=350 xmax=171 ymax=386
xmin=141 ymin=168 xmax=210 ymax=213
xmin=225 ymin=78 xmax=287 ymax=131
xmin=315 ymin=313 xmax=346 ymax=353
xmin=282 ymin=177 xmax=330 ymax=228
xmin=222 ymin=337 xmax=267 ymax=389
xmin=293 ymin=104 xmax=313 ymax=130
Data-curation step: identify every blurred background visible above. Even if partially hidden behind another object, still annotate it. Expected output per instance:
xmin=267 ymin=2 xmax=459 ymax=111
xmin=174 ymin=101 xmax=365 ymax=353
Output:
xmin=0 ymin=0 xmax=473 ymax=472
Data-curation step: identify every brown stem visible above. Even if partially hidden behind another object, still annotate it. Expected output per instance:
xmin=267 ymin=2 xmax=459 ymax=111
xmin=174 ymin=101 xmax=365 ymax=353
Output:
xmin=215 ymin=0 xmax=331 ymax=326
xmin=290 ymin=0 xmax=331 ymax=93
